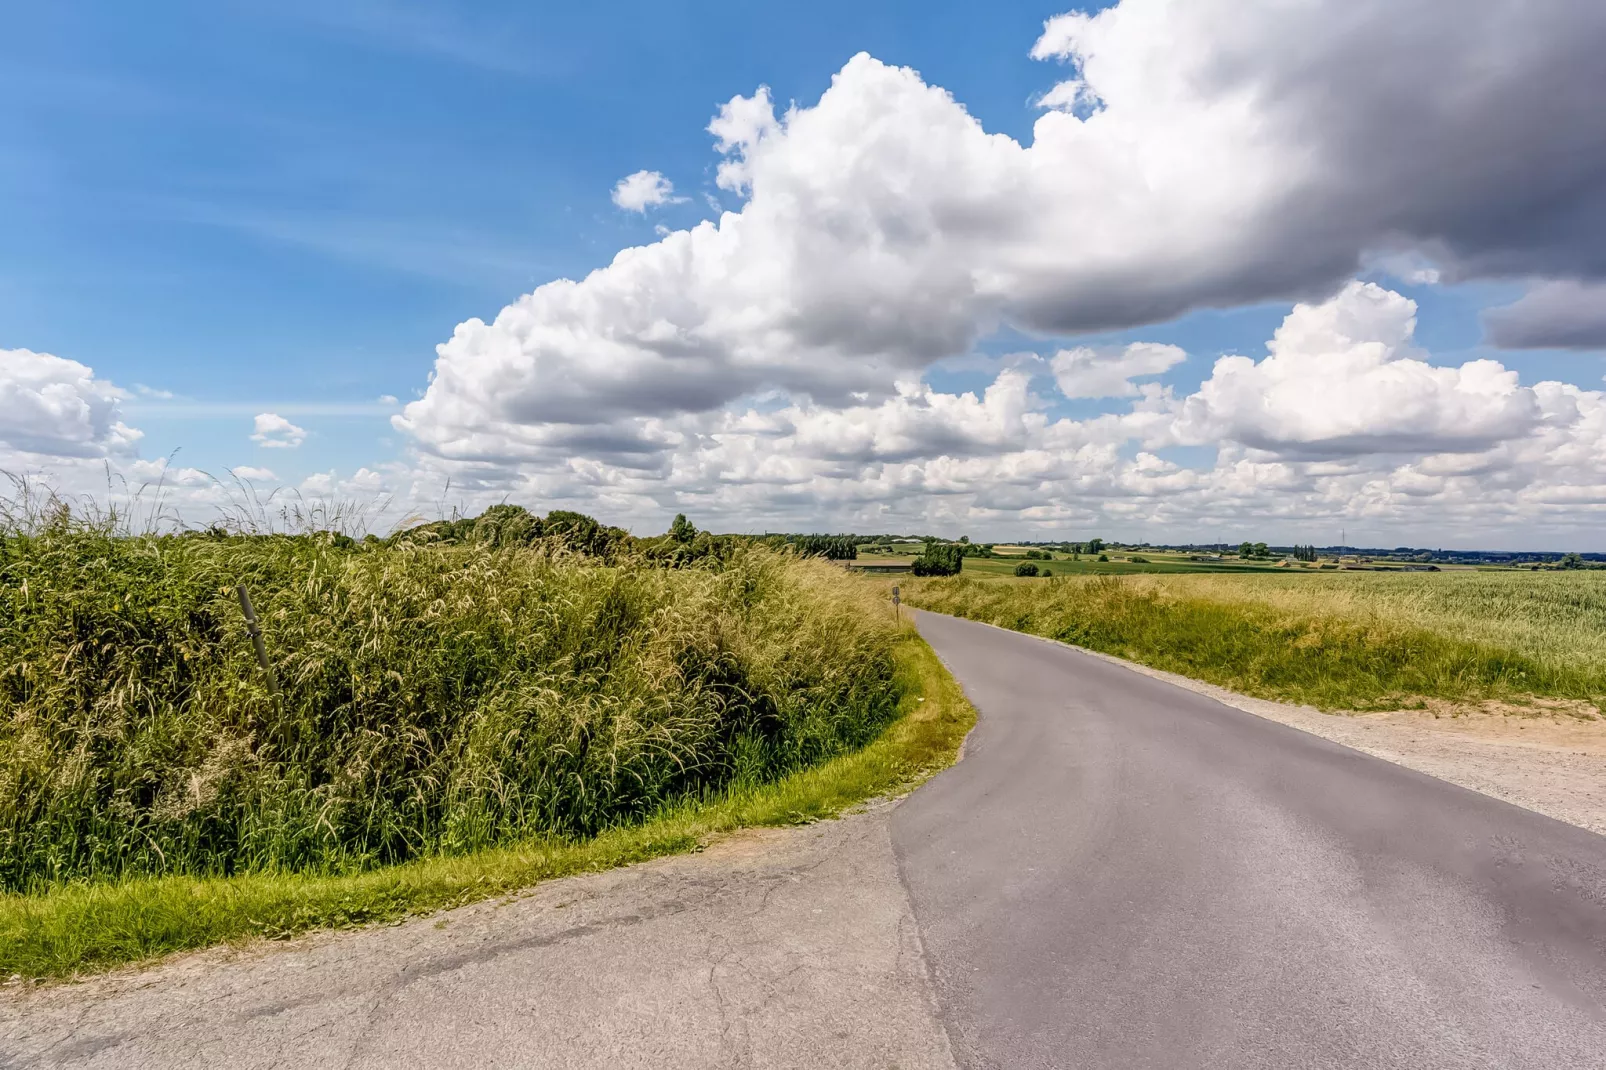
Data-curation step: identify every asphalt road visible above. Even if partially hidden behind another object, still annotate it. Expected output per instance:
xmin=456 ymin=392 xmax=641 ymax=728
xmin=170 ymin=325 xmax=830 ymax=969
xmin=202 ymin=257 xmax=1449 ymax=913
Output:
xmin=894 ymin=611 xmax=1606 ymax=1069
xmin=10 ymin=611 xmax=1606 ymax=1069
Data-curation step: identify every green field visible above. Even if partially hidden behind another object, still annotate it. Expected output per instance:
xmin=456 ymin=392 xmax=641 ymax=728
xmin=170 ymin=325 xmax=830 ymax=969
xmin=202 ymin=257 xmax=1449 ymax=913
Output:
xmin=855 ymin=549 xmax=1294 ymax=577
xmin=903 ymin=569 xmax=1606 ymax=713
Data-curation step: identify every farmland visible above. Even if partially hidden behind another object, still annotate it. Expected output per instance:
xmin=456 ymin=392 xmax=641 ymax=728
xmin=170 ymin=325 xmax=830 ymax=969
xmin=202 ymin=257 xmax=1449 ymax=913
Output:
xmin=855 ymin=545 xmax=1303 ymax=577
xmin=903 ymin=569 xmax=1606 ymax=713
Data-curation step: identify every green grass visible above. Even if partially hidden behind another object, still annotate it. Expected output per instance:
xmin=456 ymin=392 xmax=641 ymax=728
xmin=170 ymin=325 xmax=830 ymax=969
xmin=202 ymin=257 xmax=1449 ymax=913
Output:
xmin=2 ymin=513 xmax=904 ymax=893
xmin=0 ymin=633 xmax=974 ymax=980
xmin=948 ymin=555 xmax=1291 ymax=578
xmin=906 ymin=571 xmax=1606 ymax=712
xmin=855 ymin=550 xmax=1293 ymax=578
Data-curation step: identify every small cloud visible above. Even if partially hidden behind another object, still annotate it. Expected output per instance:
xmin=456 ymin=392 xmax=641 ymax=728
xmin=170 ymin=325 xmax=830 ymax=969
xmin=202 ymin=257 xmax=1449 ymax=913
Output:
xmin=377 ymin=394 xmax=399 ymax=404
xmin=251 ymin=412 xmax=307 ymax=449
xmin=611 ymin=170 xmax=683 ymax=213
xmin=1052 ymin=343 xmax=1187 ymax=399
xmin=232 ymin=465 xmax=277 ymax=482
xmin=133 ymin=384 xmax=176 ymax=399
xmin=654 ymin=224 xmax=671 ymax=237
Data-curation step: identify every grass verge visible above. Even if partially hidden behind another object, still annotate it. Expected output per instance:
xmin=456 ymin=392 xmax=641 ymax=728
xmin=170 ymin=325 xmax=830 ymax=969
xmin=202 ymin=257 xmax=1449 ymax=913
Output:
xmin=905 ymin=574 xmax=1606 ymax=713
xmin=0 ymin=632 xmax=973 ymax=981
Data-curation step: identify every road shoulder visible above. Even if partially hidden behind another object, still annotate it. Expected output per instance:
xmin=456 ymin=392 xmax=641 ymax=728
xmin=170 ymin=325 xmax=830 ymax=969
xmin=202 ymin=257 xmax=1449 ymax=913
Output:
xmin=0 ymin=801 xmax=956 ymax=1070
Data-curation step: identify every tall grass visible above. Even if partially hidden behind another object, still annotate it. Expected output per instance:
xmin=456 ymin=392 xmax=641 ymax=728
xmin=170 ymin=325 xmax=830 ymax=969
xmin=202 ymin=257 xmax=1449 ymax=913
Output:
xmin=906 ymin=573 xmax=1606 ymax=712
xmin=0 ymin=635 xmax=974 ymax=980
xmin=1 ymin=508 xmax=901 ymax=893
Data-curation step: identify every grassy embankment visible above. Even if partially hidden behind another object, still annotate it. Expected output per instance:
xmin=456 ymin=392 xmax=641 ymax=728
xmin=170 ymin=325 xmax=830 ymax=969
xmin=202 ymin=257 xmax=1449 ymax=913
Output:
xmin=0 ymin=512 xmax=974 ymax=979
xmin=905 ymin=570 xmax=1606 ymax=713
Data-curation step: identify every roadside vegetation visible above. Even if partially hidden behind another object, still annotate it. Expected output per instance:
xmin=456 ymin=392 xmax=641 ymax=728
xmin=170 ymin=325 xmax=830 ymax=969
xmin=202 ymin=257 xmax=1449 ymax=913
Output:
xmin=0 ymin=498 xmax=977 ymax=977
xmin=0 ymin=634 xmax=971 ymax=979
xmin=905 ymin=571 xmax=1606 ymax=713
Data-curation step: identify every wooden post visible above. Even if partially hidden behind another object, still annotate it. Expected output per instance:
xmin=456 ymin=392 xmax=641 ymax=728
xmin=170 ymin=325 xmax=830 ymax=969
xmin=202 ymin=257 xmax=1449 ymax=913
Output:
xmin=892 ymin=584 xmax=900 ymax=623
xmin=236 ymin=584 xmax=281 ymax=699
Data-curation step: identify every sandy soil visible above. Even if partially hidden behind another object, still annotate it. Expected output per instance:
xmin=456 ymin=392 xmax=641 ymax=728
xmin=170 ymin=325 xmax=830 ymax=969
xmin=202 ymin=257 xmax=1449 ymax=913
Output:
xmin=1066 ymin=645 xmax=1606 ymax=836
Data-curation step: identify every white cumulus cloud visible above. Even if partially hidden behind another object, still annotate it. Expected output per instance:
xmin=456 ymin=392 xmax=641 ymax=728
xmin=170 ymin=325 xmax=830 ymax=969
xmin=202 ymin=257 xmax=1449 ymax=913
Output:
xmin=0 ymin=348 xmax=142 ymax=460
xmin=399 ymin=0 xmax=1606 ymax=483
xmin=1171 ymin=283 xmax=1543 ymax=458
xmin=251 ymin=413 xmax=308 ymax=449
xmin=391 ymin=279 xmax=1606 ymax=546
xmin=1053 ymin=343 xmax=1187 ymax=399
xmin=610 ymin=170 xmax=682 ymax=212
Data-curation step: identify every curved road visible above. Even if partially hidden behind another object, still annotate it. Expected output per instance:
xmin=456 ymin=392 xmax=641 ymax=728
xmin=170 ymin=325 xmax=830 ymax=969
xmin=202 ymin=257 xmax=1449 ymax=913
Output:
xmin=7 ymin=611 xmax=1606 ymax=1069
xmin=894 ymin=610 xmax=1606 ymax=1070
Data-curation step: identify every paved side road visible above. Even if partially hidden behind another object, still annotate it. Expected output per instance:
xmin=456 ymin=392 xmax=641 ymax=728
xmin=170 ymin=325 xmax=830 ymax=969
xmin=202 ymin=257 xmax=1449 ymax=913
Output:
xmin=8 ymin=611 xmax=1606 ymax=1069
xmin=0 ymin=804 xmax=955 ymax=1070
xmin=894 ymin=610 xmax=1606 ymax=1070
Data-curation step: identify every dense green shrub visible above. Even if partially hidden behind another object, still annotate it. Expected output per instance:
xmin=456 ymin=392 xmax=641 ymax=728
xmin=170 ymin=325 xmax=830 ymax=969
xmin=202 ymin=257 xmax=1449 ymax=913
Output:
xmin=790 ymin=535 xmax=859 ymax=560
xmin=1013 ymin=562 xmax=1040 ymax=577
xmin=912 ymin=543 xmax=963 ymax=577
xmin=0 ymin=513 xmax=900 ymax=892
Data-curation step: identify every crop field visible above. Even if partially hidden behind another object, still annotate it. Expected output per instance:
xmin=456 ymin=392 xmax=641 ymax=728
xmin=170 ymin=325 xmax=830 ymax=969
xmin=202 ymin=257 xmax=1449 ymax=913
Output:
xmin=854 ymin=549 xmax=1293 ymax=577
xmin=0 ymin=509 xmax=904 ymax=896
xmin=904 ymin=569 xmax=1606 ymax=712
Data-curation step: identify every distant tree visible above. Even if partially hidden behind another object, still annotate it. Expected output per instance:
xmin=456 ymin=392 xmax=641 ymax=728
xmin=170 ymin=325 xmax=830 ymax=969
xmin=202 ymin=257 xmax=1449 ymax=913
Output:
xmin=912 ymin=542 xmax=964 ymax=576
xmin=1561 ymin=552 xmax=1585 ymax=569
xmin=543 ymin=510 xmax=629 ymax=558
xmin=792 ymin=534 xmax=858 ymax=560
xmin=1087 ymin=538 xmax=1104 ymax=555
xmin=959 ymin=535 xmax=970 ymax=544
xmin=669 ymin=513 xmax=697 ymax=543
xmin=1014 ymin=561 xmax=1040 ymax=577
xmin=1097 ymin=553 xmax=1109 ymax=562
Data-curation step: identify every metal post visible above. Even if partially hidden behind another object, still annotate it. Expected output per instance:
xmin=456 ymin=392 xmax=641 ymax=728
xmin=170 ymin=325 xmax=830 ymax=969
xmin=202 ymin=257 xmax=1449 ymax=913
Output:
xmin=892 ymin=584 xmax=900 ymax=623
xmin=236 ymin=584 xmax=281 ymax=699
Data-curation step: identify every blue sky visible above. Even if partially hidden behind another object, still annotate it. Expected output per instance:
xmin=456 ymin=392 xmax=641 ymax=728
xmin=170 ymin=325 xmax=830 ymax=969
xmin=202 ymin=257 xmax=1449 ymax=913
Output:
xmin=4 ymin=1 xmax=1606 ymax=546
xmin=4 ymin=1 xmax=1084 ymax=482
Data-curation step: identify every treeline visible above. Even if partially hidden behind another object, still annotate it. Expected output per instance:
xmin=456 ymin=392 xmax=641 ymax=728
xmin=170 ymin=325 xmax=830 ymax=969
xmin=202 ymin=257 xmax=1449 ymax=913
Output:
xmin=391 ymin=507 xmax=747 ymax=569
xmin=785 ymin=534 xmax=859 ymax=560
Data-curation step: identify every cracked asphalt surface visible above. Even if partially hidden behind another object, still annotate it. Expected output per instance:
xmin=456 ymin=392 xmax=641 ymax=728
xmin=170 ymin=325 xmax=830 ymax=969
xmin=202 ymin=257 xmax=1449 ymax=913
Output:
xmin=0 ymin=804 xmax=955 ymax=1070
xmin=6 ymin=610 xmax=1606 ymax=1069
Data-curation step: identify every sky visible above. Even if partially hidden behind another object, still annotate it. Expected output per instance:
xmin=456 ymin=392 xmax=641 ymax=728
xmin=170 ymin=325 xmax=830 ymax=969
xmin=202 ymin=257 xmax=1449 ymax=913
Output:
xmin=5 ymin=0 xmax=1606 ymax=548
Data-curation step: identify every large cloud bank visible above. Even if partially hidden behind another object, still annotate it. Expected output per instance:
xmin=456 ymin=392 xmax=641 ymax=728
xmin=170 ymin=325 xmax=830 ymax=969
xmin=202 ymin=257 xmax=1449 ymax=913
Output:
xmin=388 ymin=281 xmax=1606 ymax=543
xmin=0 ymin=348 xmax=141 ymax=464
xmin=400 ymin=0 xmax=1606 ymax=453
xmin=11 ymin=0 xmax=1606 ymax=544
xmin=390 ymin=0 xmax=1606 ymax=540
